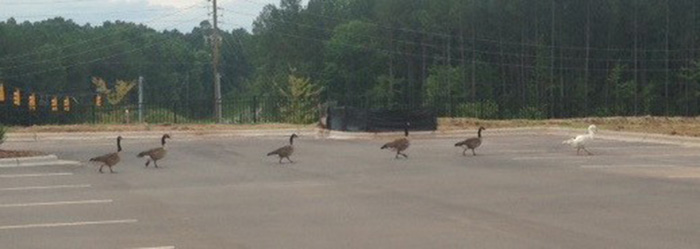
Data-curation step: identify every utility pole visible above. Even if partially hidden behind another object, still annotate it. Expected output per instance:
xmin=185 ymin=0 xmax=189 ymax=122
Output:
xmin=211 ymin=0 xmax=222 ymax=123
xmin=138 ymin=76 xmax=144 ymax=123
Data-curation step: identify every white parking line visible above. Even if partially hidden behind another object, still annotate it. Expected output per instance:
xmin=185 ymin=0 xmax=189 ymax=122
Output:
xmin=668 ymin=175 xmax=700 ymax=179
xmin=0 ymin=160 xmax=81 ymax=168
xmin=0 ymin=199 xmax=112 ymax=208
xmin=581 ymin=164 xmax=679 ymax=169
xmin=131 ymin=246 xmax=175 ymax=249
xmin=630 ymin=154 xmax=700 ymax=158
xmin=0 ymin=184 xmax=90 ymax=191
xmin=0 ymin=219 xmax=137 ymax=230
xmin=0 ymin=173 xmax=73 ymax=178
xmin=511 ymin=156 xmax=588 ymax=160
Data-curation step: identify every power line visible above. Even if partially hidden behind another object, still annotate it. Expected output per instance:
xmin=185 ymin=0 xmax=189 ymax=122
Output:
xmin=2 ymin=0 xmax=104 ymax=5
xmin=225 ymin=23 xmax=686 ymax=73
xmin=6 ymin=8 xmax=172 ymax=19
xmin=237 ymin=0 xmax=700 ymax=53
xmin=222 ymin=8 xmax=698 ymax=65
xmin=2 ymin=16 xmax=204 ymax=80
xmin=0 ymin=2 xmax=206 ymax=62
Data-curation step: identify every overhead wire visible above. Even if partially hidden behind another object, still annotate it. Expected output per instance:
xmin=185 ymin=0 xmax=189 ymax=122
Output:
xmin=220 ymin=9 xmax=688 ymax=73
xmin=224 ymin=8 xmax=692 ymax=65
xmin=3 ymin=14 xmax=205 ymax=83
xmin=0 ymin=2 xmax=207 ymax=62
xmin=238 ymin=0 xmax=699 ymax=53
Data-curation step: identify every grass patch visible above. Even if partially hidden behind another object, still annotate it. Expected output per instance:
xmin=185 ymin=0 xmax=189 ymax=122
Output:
xmin=6 ymin=123 xmax=316 ymax=133
xmin=4 ymin=116 xmax=700 ymax=137
xmin=440 ymin=116 xmax=700 ymax=137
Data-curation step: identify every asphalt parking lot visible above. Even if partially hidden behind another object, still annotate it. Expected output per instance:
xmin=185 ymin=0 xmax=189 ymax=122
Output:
xmin=1 ymin=131 xmax=700 ymax=249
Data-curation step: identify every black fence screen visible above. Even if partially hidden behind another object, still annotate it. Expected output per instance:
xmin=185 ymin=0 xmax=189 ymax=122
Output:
xmin=327 ymin=106 xmax=437 ymax=132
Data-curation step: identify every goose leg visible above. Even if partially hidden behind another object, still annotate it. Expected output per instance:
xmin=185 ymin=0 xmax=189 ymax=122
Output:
xmin=395 ymin=152 xmax=400 ymax=159
xmin=145 ymin=160 xmax=150 ymax=167
xmin=472 ymin=149 xmax=476 ymax=156
xmin=278 ymin=157 xmax=283 ymax=164
xmin=287 ymin=157 xmax=294 ymax=163
xmin=401 ymin=153 xmax=408 ymax=158
xmin=462 ymin=148 xmax=467 ymax=156
xmin=154 ymin=160 xmax=159 ymax=168
xmin=576 ymin=147 xmax=581 ymax=155
xmin=109 ymin=166 xmax=115 ymax=173
xmin=99 ymin=165 xmax=104 ymax=173
xmin=582 ymin=147 xmax=593 ymax=155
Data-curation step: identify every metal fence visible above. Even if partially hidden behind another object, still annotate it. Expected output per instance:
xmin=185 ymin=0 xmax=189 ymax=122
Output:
xmin=0 ymin=96 xmax=319 ymax=126
xmin=3 ymin=93 xmax=642 ymax=126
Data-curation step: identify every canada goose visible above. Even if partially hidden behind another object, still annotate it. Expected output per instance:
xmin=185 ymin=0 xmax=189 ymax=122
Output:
xmin=89 ymin=136 xmax=122 ymax=173
xmin=381 ymin=122 xmax=410 ymax=159
xmin=455 ymin=126 xmax=485 ymax=156
xmin=267 ymin=133 xmax=298 ymax=163
xmin=563 ymin=124 xmax=597 ymax=155
xmin=137 ymin=134 xmax=170 ymax=168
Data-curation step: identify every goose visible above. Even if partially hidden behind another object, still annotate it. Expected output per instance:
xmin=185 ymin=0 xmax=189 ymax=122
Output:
xmin=381 ymin=122 xmax=410 ymax=159
xmin=89 ymin=136 xmax=122 ymax=173
xmin=563 ymin=124 xmax=597 ymax=155
xmin=455 ymin=126 xmax=485 ymax=156
xmin=137 ymin=134 xmax=170 ymax=168
xmin=267 ymin=133 xmax=298 ymax=163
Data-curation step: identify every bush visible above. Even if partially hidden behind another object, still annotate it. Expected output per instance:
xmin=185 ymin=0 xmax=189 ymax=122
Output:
xmin=0 ymin=124 xmax=6 ymax=146
xmin=454 ymin=101 xmax=500 ymax=119
xmin=517 ymin=106 xmax=546 ymax=119
xmin=94 ymin=107 xmax=191 ymax=124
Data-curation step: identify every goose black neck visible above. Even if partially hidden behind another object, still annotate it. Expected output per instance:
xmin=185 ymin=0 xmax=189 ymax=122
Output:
xmin=161 ymin=135 xmax=167 ymax=146
xmin=478 ymin=128 xmax=482 ymax=138
xmin=117 ymin=138 xmax=122 ymax=152
xmin=404 ymin=127 xmax=409 ymax=137
xmin=289 ymin=135 xmax=295 ymax=145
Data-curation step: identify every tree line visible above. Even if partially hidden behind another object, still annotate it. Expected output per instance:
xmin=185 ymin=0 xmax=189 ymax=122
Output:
xmin=2 ymin=0 xmax=700 ymax=121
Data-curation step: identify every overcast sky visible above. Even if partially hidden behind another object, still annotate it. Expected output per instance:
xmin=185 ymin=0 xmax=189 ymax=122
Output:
xmin=0 ymin=0 xmax=298 ymax=33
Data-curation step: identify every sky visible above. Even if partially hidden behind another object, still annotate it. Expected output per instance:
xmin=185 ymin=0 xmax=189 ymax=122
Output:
xmin=0 ymin=0 xmax=294 ymax=33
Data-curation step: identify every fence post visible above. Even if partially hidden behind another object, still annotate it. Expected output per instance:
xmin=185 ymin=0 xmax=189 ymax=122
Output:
xmin=173 ymin=103 xmax=178 ymax=124
xmin=138 ymin=76 xmax=144 ymax=123
xmin=91 ymin=104 xmax=96 ymax=124
xmin=253 ymin=96 xmax=258 ymax=123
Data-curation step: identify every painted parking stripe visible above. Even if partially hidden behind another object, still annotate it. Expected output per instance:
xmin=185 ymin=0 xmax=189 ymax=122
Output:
xmin=0 ymin=160 xmax=81 ymax=168
xmin=131 ymin=246 xmax=175 ymax=249
xmin=0 ymin=199 xmax=112 ymax=208
xmin=0 ymin=173 xmax=73 ymax=178
xmin=581 ymin=164 xmax=679 ymax=169
xmin=0 ymin=219 xmax=137 ymax=230
xmin=511 ymin=156 xmax=588 ymax=160
xmin=668 ymin=175 xmax=700 ymax=179
xmin=0 ymin=184 xmax=90 ymax=191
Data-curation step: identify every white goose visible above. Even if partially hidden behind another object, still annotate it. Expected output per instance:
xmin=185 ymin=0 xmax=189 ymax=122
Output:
xmin=562 ymin=124 xmax=597 ymax=155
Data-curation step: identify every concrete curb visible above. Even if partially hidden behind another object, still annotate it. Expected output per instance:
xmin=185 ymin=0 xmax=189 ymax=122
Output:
xmin=5 ymin=126 xmax=700 ymax=147
xmin=542 ymin=127 xmax=700 ymax=147
xmin=5 ymin=128 xmax=320 ymax=142
xmin=0 ymin=154 xmax=81 ymax=168
xmin=324 ymin=126 xmax=700 ymax=147
xmin=323 ymin=127 xmax=558 ymax=140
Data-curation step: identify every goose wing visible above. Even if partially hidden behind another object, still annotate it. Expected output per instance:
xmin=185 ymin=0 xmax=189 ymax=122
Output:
xmin=455 ymin=137 xmax=480 ymax=147
xmin=90 ymin=152 xmax=116 ymax=162
xmin=563 ymin=134 xmax=592 ymax=146
xmin=267 ymin=145 xmax=292 ymax=156
xmin=138 ymin=147 xmax=166 ymax=160
xmin=382 ymin=138 xmax=409 ymax=150
xmin=138 ymin=147 xmax=163 ymax=157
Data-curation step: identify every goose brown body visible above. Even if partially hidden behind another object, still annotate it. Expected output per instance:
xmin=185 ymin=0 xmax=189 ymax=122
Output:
xmin=90 ymin=136 xmax=122 ymax=173
xmin=137 ymin=134 xmax=170 ymax=168
xmin=267 ymin=134 xmax=297 ymax=163
xmin=455 ymin=127 xmax=485 ymax=156
xmin=381 ymin=123 xmax=410 ymax=159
